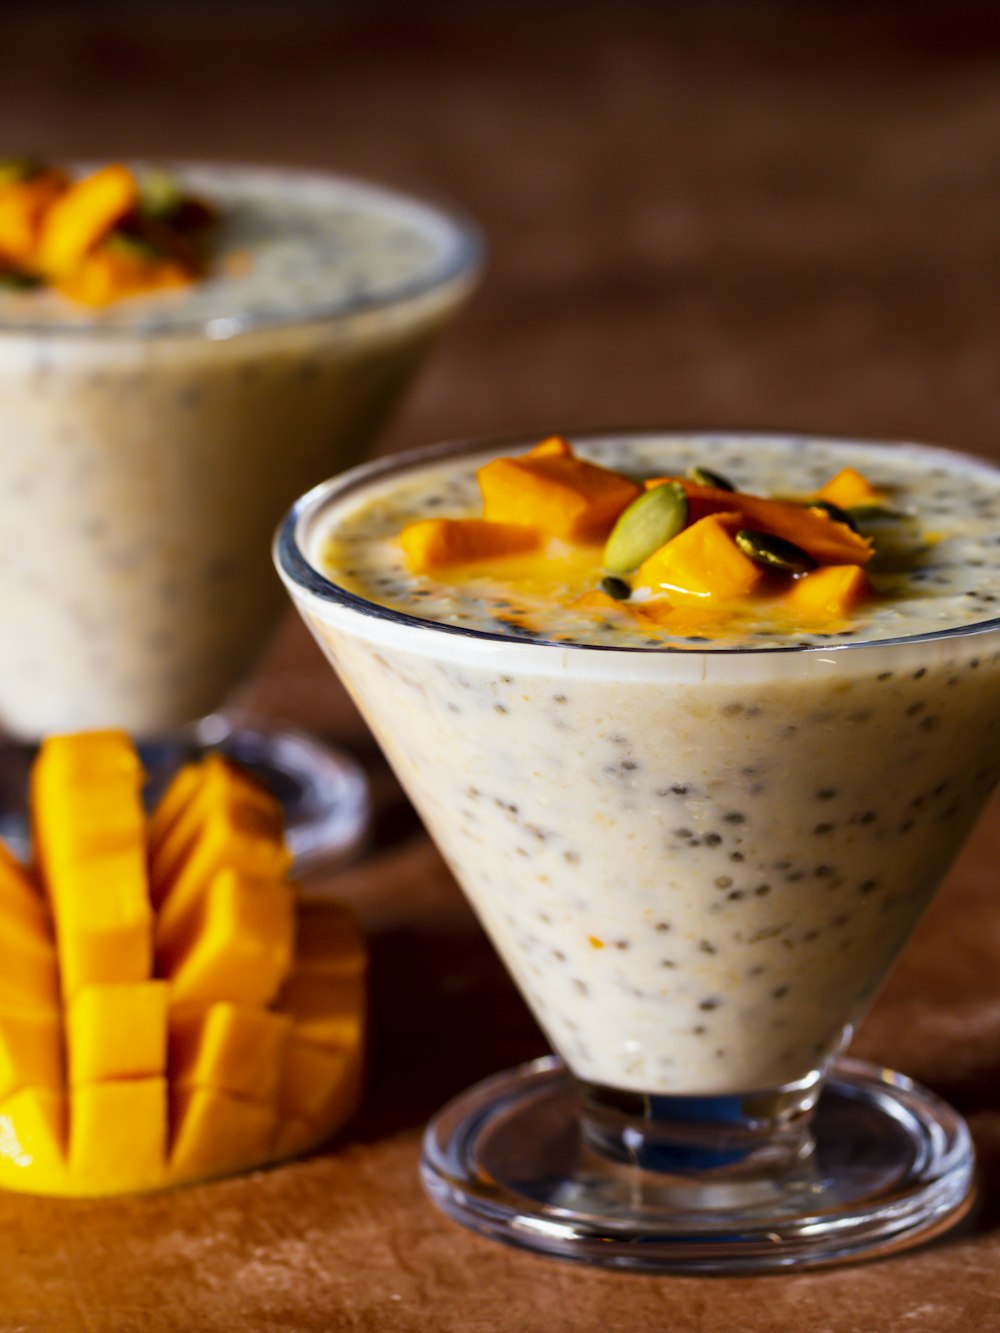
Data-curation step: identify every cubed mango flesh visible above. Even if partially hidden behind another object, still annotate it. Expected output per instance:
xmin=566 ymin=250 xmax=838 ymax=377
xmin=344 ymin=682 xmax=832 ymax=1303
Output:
xmin=400 ymin=518 xmax=540 ymax=573
xmin=169 ymin=1002 xmax=291 ymax=1103
xmin=277 ymin=973 xmax=366 ymax=1050
xmin=293 ymin=901 xmax=367 ymax=980
xmin=70 ymin=1078 xmax=167 ymax=1194
xmin=816 ymin=467 xmax=881 ymax=510
xmin=279 ymin=1039 xmax=362 ymax=1130
xmin=636 ymin=514 xmax=764 ymax=603
xmin=169 ymin=1086 xmax=277 ymax=1186
xmin=478 ymin=451 xmax=640 ymax=542
xmin=67 ymin=982 xmax=168 ymax=1085
xmin=783 ymin=564 xmax=872 ymax=619
xmin=158 ymin=868 xmax=295 ymax=1008
xmin=37 ymin=163 xmax=138 ymax=276
xmin=0 ymin=1007 xmax=62 ymax=1102
xmin=0 ymin=1087 xmax=68 ymax=1195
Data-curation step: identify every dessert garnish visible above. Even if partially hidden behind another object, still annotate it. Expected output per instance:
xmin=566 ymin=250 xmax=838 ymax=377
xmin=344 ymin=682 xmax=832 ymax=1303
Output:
xmin=0 ymin=159 xmax=214 ymax=306
xmin=397 ymin=436 xmax=891 ymax=637
xmin=0 ymin=731 xmax=365 ymax=1196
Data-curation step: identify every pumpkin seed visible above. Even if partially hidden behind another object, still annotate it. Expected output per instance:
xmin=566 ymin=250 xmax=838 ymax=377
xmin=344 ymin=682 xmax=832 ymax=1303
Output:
xmin=106 ymin=230 xmax=163 ymax=260
xmin=847 ymin=504 xmax=907 ymax=523
xmin=807 ymin=499 xmax=858 ymax=531
xmin=0 ymin=268 xmax=40 ymax=290
xmin=603 ymin=482 xmax=688 ymax=573
xmin=0 ymin=156 xmax=42 ymax=187
xmin=688 ymin=464 xmax=736 ymax=491
xmin=735 ymin=528 xmax=816 ymax=573
xmin=139 ymin=169 xmax=184 ymax=222
xmin=600 ymin=575 xmax=632 ymax=601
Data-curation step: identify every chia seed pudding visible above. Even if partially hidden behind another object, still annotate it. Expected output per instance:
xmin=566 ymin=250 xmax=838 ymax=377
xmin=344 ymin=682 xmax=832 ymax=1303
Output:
xmin=0 ymin=165 xmax=481 ymax=739
xmin=278 ymin=432 xmax=1000 ymax=1096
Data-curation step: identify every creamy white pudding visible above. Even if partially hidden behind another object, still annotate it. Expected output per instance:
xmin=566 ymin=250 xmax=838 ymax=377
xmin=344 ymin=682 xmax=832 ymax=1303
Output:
xmin=280 ymin=433 xmax=1000 ymax=1095
xmin=0 ymin=165 xmax=480 ymax=738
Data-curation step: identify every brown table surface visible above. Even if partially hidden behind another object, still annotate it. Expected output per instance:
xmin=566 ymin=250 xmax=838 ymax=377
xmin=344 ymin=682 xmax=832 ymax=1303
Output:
xmin=3 ymin=4 xmax=1000 ymax=1328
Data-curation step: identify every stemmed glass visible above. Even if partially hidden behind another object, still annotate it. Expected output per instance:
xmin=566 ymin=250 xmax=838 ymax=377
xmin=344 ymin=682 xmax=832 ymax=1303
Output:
xmin=0 ymin=164 xmax=482 ymax=867
xmin=276 ymin=430 xmax=1000 ymax=1271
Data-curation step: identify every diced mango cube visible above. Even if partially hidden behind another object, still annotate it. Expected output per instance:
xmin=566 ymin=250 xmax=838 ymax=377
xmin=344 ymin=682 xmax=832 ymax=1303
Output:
xmin=158 ymin=868 xmax=295 ymax=1008
xmin=526 ymin=435 xmax=573 ymax=458
xmin=816 ymin=467 xmax=881 ymax=510
xmin=169 ymin=1003 xmax=291 ymax=1103
xmin=784 ymin=564 xmax=872 ymax=619
xmin=277 ymin=973 xmax=366 ymax=1050
xmin=0 ymin=1087 xmax=67 ymax=1188
xmin=66 ymin=982 xmax=168 ymax=1085
xmin=0 ymin=1007 xmax=62 ymax=1102
xmin=70 ymin=1079 xmax=166 ymax=1194
xmin=152 ymin=758 xmax=289 ymax=941
xmin=279 ymin=1039 xmax=362 ymax=1129
xmin=169 ymin=1086 xmax=277 ymax=1185
xmin=400 ymin=518 xmax=540 ymax=573
xmin=53 ymin=246 xmax=191 ymax=309
xmin=146 ymin=761 xmax=204 ymax=859
xmin=0 ymin=935 xmax=59 ymax=1010
xmin=294 ymin=901 xmax=367 ymax=980
xmin=636 ymin=514 xmax=764 ymax=603
xmin=37 ymin=163 xmax=138 ymax=276
xmin=0 ymin=169 xmax=67 ymax=266
xmin=478 ymin=451 xmax=640 ymax=542
xmin=0 ymin=840 xmax=55 ymax=945
xmin=32 ymin=730 xmax=152 ymax=997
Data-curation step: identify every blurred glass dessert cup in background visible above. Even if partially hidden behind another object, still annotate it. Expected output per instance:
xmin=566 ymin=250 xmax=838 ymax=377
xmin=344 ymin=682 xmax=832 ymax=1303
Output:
xmin=276 ymin=429 xmax=1000 ymax=1272
xmin=0 ymin=162 xmax=482 ymax=864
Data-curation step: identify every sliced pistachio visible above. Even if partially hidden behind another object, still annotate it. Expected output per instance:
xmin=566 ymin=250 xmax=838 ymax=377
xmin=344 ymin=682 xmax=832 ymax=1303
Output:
xmin=105 ymin=230 xmax=163 ymax=261
xmin=688 ymin=464 xmax=736 ymax=491
xmin=735 ymin=528 xmax=816 ymax=573
xmin=603 ymin=482 xmax=688 ymax=574
xmin=0 ymin=156 xmax=43 ymax=187
xmin=600 ymin=575 xmax=631 ymax=601
xmin=807 ymin=499 xmax=858 ymax=531
xmin=139 ymin=168 xmax=184 ymax=221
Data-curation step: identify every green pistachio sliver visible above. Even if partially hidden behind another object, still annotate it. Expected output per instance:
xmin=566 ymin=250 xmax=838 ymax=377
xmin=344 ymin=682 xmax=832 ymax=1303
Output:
xmin=603 ymin=482 xmax=688 ymax=574
xmin=600 ymin=575 xmax=631 ymax=601
xmin=139 ymin=168 xmax=184 ymax=221
xmin=688 ymin=464 xmax=736 ymax=491
xmin=735 ymin=528 xmax=816 ymax=573
xmin=105 ymin=230 xmax=163 ymax=261
xmin=0 ymin=156 xmax=43 ymax=187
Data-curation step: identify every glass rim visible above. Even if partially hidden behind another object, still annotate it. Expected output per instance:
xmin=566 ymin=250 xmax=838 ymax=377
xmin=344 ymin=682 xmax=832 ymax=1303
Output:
xmin=0 ymin=161 xmax=484 ymax=342
xmin=274 ymin=426 xmax=1000 ymax=658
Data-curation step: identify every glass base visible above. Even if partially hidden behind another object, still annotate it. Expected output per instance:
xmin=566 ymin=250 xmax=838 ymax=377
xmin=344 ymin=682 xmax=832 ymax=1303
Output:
xmin=421 ymin=1055 xmax=975 ymax=1274
xmin=0 ymin=715 xmax=371 ymax=875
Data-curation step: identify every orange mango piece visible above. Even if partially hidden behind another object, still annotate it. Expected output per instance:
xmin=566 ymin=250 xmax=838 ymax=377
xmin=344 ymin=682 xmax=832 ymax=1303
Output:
xmin=169 ymin=1002 xmax=292 ymax=1104
xmin=276 ymin=973 xmax=366 ymax=1051
xmin=0 ymin=1087 xmax=68 ymax=1193
xmin=400 ymin=517 xmax=540 ymax=573
xmin=151 ymin=757 xmax=288 ymax=943
xmin=66 ymin=982 xmax=168 ymax=1085
xmin=157 ymin=868 xmax=295 ymax=1008
xmin=0 ymin=169 xmax=67 ymax=266
xmin=31 ymin=731 xmax=152 ymax=998
xmin=278 ymin=1039 xmax=362 ymax=1133
xmin=54 ymin=245 xmax=192 ymax=308
xmin=816 ymin=467 xmax=882 ymax=510
xmin=293 ymin=901 xmax=367 ymax=980
xmin=526 ymin=435 xmax=573 ymax=458
xmin=0 ymin=1007 xmax=62 ymax=1102
xmin=636 ymin=514 xmax=764 ymax=603
xmin=784 ymin=564 xmax=872 ymax=619
xmin=0 ymin=843 xmax=58 ymax=1007
xmin=169 ymin=1085 xmax=277 ymax=1186
xmin=478 ymin=450 xmax=641 ymax=542
xmin=37 ymin=163 xmax=138 ymax=276
xmin=0 ymin=839 xmax=52 ymax=940
xmin=646 ymin=479 xmax=873 ymax=567
xmin=70 ymin=1078 xmax=166 ymax=1195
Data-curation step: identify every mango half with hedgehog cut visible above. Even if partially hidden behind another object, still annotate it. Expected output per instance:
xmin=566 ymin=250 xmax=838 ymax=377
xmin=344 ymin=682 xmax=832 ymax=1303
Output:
xmin=0 ymin=731 xmax=366 ymax=1197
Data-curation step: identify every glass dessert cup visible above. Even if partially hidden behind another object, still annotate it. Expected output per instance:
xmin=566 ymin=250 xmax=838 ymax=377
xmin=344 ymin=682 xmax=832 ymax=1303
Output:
xmin=0 ymin=165 xmax=483 ymax=869
xmin=275 ymin=431 xmax=1000 ymax=1272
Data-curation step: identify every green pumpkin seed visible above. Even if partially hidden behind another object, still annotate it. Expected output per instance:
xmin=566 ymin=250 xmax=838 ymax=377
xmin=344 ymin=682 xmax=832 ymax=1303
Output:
xmin=139 ymin=169 xmax=184 ymax=221
xmin=603 ymin=482 xmax=688 ymax=574
xmin=688 ymin=464 xmax=736 ymax=491
xmin=807 ymin=499 xmax=858 ymax=531
xmin=105 ymin=230 xmax=164 ymax=261
xmin=600 ymin=575 xmax=632 ymax=601
xmin=847 ymin=503 xmax=907 ymax=523
xmin=0 ymin=268 xmax=40 ymax=290
xmin=0 ymin=156 xmax=43 ymax=187
xmin=735 ymin=528 xmax=816 ymax=573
